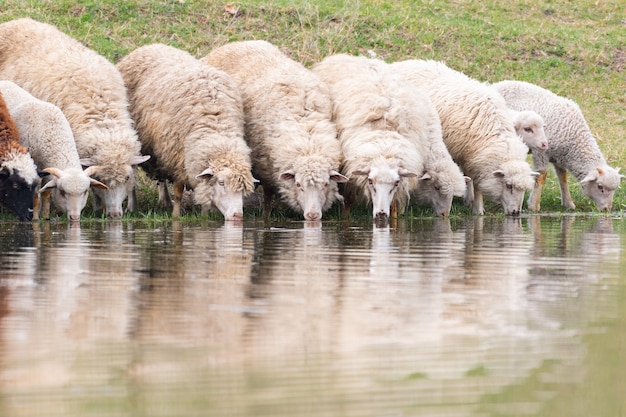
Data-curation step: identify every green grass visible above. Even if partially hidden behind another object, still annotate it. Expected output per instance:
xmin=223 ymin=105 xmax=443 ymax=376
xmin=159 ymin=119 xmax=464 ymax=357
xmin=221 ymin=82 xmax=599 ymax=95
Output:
xmin=0 ymin=0 xmax=624 ymax=220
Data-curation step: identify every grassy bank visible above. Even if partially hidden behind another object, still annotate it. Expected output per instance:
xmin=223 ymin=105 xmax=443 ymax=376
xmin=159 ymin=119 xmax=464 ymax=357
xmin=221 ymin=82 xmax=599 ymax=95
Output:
xmin=0 ymin=0 xmax=624 ymax=219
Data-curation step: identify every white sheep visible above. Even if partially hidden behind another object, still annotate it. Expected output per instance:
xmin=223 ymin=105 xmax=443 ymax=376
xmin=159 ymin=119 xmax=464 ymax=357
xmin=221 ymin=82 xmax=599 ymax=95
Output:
xmin=391 ymin=60 xmax=537 ymax=215
xmin=510 ymin=109 xmax=548 ymax=152
xmin=117 ymin=43 xmax=256 ymax=220
xmin=0 ymin=18 xmax=150 ymax=219
xmin=405 ymin=87 xmax=470 ymax=216
xmin=0 ymin=80 xmax=108 ymax=221
xmin=202 ymin=40 xmax=347 ymax=221
xmin=313 ymin=54 xmax=430 ymax=220
xmin=493 ymin=80 xmax=623 ymax=212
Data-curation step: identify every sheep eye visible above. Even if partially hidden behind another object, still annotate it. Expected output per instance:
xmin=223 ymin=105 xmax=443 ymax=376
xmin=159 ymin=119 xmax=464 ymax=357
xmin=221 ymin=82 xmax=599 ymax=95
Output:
xmin=296 ymin=182 xmax=302 ymax=189
xmin=524 ymin=127 xmax=533 ymax=133
xmin=598 ymin=185 xmax=604 ymax=193
xmin=218 ymin=180 xmax=225 ymax=187
xmin=60 ymin=190 xmax=66 ymax=197
xmin=368 ymin=179 xmax=374 ymax=186
xmin=394 ymin=180 xmax=400 ymax=187
xmin=506 ymin=184 xmax=513 ymax=191
xmin=434 ymin=185 xmax=441 ymax=192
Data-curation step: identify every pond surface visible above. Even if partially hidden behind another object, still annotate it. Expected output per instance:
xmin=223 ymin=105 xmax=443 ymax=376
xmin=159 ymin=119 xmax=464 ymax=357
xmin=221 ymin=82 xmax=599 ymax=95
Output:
xmin=0 ymin=215 xmax=624 ymax=416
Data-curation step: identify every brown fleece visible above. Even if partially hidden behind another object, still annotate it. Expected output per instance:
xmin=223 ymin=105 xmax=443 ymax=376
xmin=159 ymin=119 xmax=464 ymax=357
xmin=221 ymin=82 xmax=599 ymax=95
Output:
xmin=0 ymin=92 xmax=28 ymax=158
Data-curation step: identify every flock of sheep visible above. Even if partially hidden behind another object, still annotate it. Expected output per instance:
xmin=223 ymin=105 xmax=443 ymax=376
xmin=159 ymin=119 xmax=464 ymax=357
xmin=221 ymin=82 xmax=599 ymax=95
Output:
xmin=0 ymin=17 xmax=621 ymax=223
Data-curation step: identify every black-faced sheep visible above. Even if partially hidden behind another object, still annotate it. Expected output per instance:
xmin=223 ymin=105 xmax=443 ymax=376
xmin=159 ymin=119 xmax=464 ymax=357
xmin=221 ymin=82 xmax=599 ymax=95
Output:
xmin=391 ymin=60 xmax=537 ymax=215
xmin=313 ymin=54 xmax=436 ymax=219
xmin=493 ymin=80 xmax=623 ymax=212
xmin=202 ymin=40 xmax=347 ymax=221
xmin=0 ymin=18 xmax=150 ymax=219
xmin=0 ymin=80 xmax=108 ymax=221
xmin=117 ymin=43 xmax=256 ymax=220
xmin=0 ymin=91 xmax=42 ymax=221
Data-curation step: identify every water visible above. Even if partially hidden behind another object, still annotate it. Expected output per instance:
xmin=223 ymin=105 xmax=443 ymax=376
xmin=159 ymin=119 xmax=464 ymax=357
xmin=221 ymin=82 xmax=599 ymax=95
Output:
xmin=0 ymin=215 xmax=624 ymax=416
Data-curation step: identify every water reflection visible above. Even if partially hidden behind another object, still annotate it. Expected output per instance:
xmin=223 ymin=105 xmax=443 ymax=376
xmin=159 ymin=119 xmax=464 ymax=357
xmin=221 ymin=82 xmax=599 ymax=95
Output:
xmin=0 ymin=215 xmax=622 ymax=416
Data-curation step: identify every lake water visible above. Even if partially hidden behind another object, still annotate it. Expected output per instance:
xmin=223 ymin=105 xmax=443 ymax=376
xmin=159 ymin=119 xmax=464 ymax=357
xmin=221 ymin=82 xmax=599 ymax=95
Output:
xmin=0 ymin=215 xmax=624 ymax=416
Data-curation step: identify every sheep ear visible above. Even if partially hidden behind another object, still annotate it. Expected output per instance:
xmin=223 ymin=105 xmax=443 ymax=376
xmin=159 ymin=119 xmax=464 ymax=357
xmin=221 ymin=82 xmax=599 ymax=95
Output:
xmin=399 ymin=168 xmax=418 ymax=178
xmin=493 ymin=169 xmax=505 ymax=178
xmin=464 ymin=176 xmax=472 ymax=183
xmin=580 ymin=169 xmax=599 ymax=184
xmin=419 ymin=171 xmax=431 ymax=181
xmin=530 ymin=171 xmax=541 ymax=177
xmin=83 ymin=165 xmax=100 ymax=177
xmin=352 ymin=167 xmax=370 ymax=176
xmin=330 ymin=170 xmax=348 ymax=183
xmin=90 ymin=180 xmax=108 ymax=190
xmin=80 ymin=158 xmax=95 ymax=167
xmin=131 ymin=155 xmax=151 ymax=166
xmin=39 ymin=178 xmax=58 ymax=193
xmin=279 ymin=170 xmax=295 ymax=181
xmin=43 ymin=167 xmax=64 ymax=178
xmin=196 ymin=168 xmax=214 ymax=180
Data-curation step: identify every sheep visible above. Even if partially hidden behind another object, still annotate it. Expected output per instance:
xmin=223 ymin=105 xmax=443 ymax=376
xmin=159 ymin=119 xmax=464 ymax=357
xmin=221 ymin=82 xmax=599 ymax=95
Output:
xmin=117 ymin=43 xmax=256 ymax=220
xmin=312 ymin=54 xmax=430 ymax=220
xmin=202 ymin=40 xmax=347 ymax=221
xmin=510 ymin=109 xmax=548 ymax=152
xmin=404 ymin=88 xmax=470 ymax=216
xmin=493 ymin=80 xmax=623 ymax=212
xmin=0 ymin=91 xmax=42 ymax=221
xmin=391 ymin=59 xmax=537 ymax=215
xmin=0 ymin=80 xmax=108 ymax=221
xmin=0 ymin=18 xmax=150 ymax=219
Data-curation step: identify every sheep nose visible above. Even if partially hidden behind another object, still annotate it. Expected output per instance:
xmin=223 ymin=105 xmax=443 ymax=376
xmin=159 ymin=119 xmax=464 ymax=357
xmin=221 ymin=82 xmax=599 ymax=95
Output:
xmin=227 ymin=212 xmax=244 ymax=221
xmin=508 ymin=209 xmax=520 ymax=216
xmin=107 ymin=211 xmax=123 ymax=219
xmin=305 ymin=212 xmax=321 ymax=221
xmin=69 ymin=214 xmax=80 ymax=221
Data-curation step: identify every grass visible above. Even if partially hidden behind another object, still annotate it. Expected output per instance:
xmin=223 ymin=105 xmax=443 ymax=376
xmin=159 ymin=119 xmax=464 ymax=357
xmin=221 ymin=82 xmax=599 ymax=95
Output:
xmin=0 ymin=0 xmax=624 ymax=220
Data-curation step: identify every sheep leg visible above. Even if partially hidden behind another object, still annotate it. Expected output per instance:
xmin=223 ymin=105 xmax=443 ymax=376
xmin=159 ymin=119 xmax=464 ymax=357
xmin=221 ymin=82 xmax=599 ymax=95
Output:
xmin=33 ymin=191 xmax=40 ymax=221
xmin=341 ymin=193 xmax=354 ymax=219
xmin=464 ymin=178 xmax=475 ymax=206
xmin=157 ymin=180 xmax=173 ymax=209
xmin=527 ymin=170 xmax=547 ymax=211
xmin=390 ymin=199 xmax=398 ymax=219
xmin=555 ymin=165 xmax=576 ymax=209
xmin=472 ymin=188 xmax=485 ymax=215
xmin=262 ymin=185 xmax=273 ymax=221
xmin=172 ymin=181 xmax=184 ymax=218
xmin=39 ymin=188 xmax=52 ymax=220
xmin=127 ymin=186 xmax=137 ymax=212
